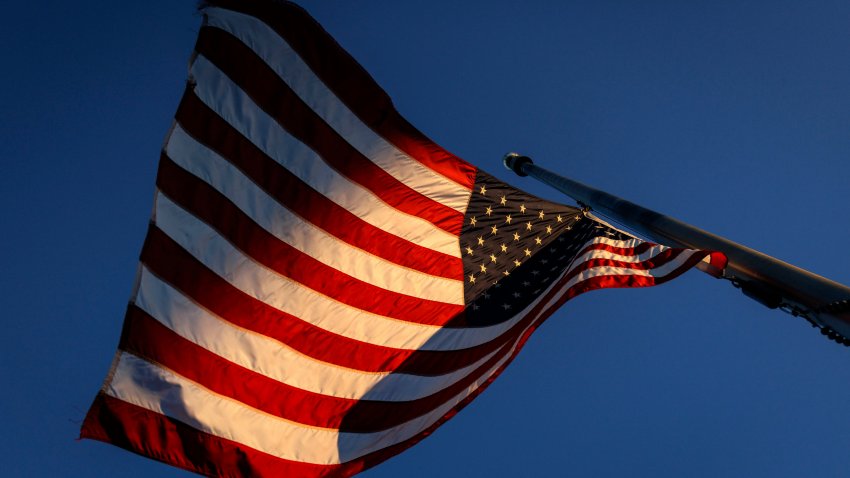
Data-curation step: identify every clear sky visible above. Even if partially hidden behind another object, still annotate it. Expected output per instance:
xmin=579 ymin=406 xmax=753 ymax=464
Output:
xmin=3 ymin=1 xmax=850 ymax=476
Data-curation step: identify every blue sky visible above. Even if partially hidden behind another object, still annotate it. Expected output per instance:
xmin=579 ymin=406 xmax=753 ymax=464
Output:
xmin=3 ymin=1 xmax=850 ymax=476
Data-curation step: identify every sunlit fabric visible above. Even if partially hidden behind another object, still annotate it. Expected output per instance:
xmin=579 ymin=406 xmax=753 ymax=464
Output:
xmin=80 ymin=1 xmax=725 ymax=476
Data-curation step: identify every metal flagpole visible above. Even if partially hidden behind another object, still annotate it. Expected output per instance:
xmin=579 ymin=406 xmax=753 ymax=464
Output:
xmin=503 ymin=153 xmax=850 ymax=344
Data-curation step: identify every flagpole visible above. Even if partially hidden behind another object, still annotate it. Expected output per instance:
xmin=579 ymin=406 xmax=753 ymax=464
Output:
xmin=503 ymin=153 xmax=850 ymax=343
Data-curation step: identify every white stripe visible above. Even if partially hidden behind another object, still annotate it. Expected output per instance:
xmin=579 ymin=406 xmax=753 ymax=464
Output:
xmin=573 ymin=241 xmax=669 ymax=264
xmin=586 ymin=236 xmax=645 ymax=250
xmin=153 ymin=193 xmax=561 ymax=351
xmin=203 ymin=7 xmax=473 ymax=212
xmin=187 ymin=56 xmax=460 ymax=259
xmin=164 ymin=125 xmax=463 ymax=304
xmin=134 ymin=267 xmax=499 ymax=401
xmin=107 ymin=336 xmax=516 ymax=465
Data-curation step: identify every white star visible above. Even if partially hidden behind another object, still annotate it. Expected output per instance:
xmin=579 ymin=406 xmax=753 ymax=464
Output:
xmin=513 ymin=259 xmax=521 ymax=267
xmin=490 ymin=254 xmax=498 ymax=263
xmin=485 ymin=206 xmax=493 ymax=216
xmin=513 ymin=232 xmax=521 ymax=241
xmin=546 ymin=225 xmax=553 ymax=234
xmin=477 ymin=236 xmax=485 ymax=246
xmin=512 ymin=292 xmax=521 ymax=299
xmin=519 ymin=204 xmax=527 ymax=213
xmin=479 ymin=185 xmax=487 ymax=195
xmin=500 ymin=195 xmax=507 ymax=206
xmin=535 ymin=236 xmax=542 ymax=245
xmin=503 ymin=270 xmax=510 ymax=276
xmin=502 ymin=303 xmax=511 ymax=310
xmin=480 ymin=264 xmax=487 ymax=273
xmin=500 ymin=244 xmax=508 ymax=253
xmin=469 ymin=216 xmax=477 ymax=226
xmin=526 ymin=222 xmax=533 ymax=231
xmin=538 ymin=210 xmax=545 ymax=219
xmin=524 ymin=248 xmax=532 ymax=256
xmin=556 ymin=215 xmax=563 ymax=223
xmin=505 ymin=214 xmax=512 ymax=224
xmin=469 ymin=274 xmax=476 ymax=284
xmin=465 ymin=246 xmax=474 ymax=255
xmin=490 ymin=225 xmax=499 ymax=235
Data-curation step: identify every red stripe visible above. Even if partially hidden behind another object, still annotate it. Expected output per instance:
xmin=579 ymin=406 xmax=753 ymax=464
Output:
xmin=118 ymin=305 xmax=517 ymax=432
xmin=81 ymin=393 xmax=340 ymax=478
xmin=119 ymin=307 xmax=358 ymax=430
xmin=174 ymin=86 xmax=463 ymax=280
xmin=139 ymin=226 xmax=529 ymax=376
xmin=193 ymin=27 xmax=465 ymax=235
xmin=577 ymin=240 xmax=654 ymax=257
xmin=203 ymin=0 xmax=477 ymax=191
xmin=157 ymin=155 xmax=464 ymax=326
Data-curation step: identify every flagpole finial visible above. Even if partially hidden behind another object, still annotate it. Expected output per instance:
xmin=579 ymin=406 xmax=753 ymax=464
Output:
xmin=503 ymin=153 xmax=534 ymax=177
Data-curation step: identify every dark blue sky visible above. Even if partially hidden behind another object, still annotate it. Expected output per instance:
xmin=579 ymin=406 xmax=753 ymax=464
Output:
xmin=4 ymin=1 xmax=850 ymax=476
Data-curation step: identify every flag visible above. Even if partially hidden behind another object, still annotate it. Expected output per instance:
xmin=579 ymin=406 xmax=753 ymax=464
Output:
xmin=80 ymin=1 xmax=727 ymax=476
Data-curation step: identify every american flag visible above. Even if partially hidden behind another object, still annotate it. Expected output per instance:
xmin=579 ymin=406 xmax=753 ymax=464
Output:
xmin=80 ymin=1 xmax=726 ymax=476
